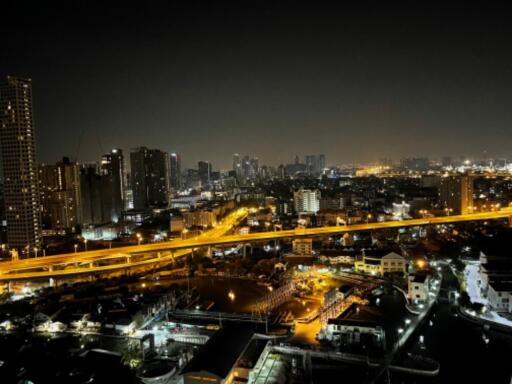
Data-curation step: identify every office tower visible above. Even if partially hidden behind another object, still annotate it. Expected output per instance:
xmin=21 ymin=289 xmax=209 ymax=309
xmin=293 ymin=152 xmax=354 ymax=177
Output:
xmin=170 ymin=153 xmax=181 ymax=190
xmin=39 ymin=157 xmax=81 ymax=231
xmin=0 ymin=76 xmax=42 ymax=254
xmin=130 ymin=147 xmax=170 ymax=209
xmin=101 ymin=148 xmax=125 ymax=222
xmin=439 ymin=175 xmax=474 ymax=215
xmin=318 ymin=154 xmax=326 ymax=171
xmin=293 ymin=188 xmax=321 ymax=214
xmin=198 ymin=161 xmax=212 ymax=188
xmin=249 ymin=157 xmax=259 ymax=179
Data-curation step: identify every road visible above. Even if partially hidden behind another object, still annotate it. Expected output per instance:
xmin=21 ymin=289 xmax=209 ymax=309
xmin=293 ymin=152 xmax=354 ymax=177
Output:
xmin=1 ymin=208 xmax=511 ymax=281
xmin=0 ymin=208 xmax=248 ymax=281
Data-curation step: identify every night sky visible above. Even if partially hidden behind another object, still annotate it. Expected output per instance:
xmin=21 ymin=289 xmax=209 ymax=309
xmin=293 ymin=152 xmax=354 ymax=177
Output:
xmin=2 ymin=2 xmax=512 ymax=169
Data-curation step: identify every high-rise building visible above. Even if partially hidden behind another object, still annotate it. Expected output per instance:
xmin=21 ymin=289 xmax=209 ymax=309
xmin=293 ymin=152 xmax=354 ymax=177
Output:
xmin=0 ymin=76 xmax=42 ymax=254
xmin=100 ymin=148 xmax=125 ymax=222
xmin=293 ymin=188 xmax=320 ymax=214
xmin=80 ymin=164 xmax=112 ymax=225
xmin=305 ymin=154 xmax=326 ymax=175
xmin=39 ymin=157 xmax=81 ymax=231
xmin=198 ymin=161 xmax=212 ymax=188
xmin=170 ymin=153 xmax=181 ymax=190
xmin=130 ymin=147 xmax=170 ymax=209
xmin=232 ymin=153 xmax=242 ymax=181
xmin=439 ymin=175 xmax=474 ymax=215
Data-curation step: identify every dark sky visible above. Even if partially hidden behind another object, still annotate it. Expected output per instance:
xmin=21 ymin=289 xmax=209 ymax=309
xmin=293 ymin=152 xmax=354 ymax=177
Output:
xmin=2 ymin=1 xmax=512 ymax=169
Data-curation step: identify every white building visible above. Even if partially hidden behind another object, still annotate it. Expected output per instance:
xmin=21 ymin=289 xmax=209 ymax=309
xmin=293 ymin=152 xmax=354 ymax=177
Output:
xmin=293 ymin=188 xmax=320 ymax=214
xmin=354 ymin=251 xmax=406 ymax=275
xmin=487 ymin=281 xmax=512 ymax=313
xmin=319 ymin=254 xmax=355 ymax=265
xmin=408 ymin=273 xmax=430 ymax=302
xmin=392 ymin=201 xmax=411 ymax=220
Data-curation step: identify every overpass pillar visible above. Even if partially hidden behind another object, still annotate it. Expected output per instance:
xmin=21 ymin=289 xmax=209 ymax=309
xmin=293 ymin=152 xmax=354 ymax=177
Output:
xmin=242 ymin=244 xmax=246 ymax=258
xmin=508 ymin=216 xmax=512 ymax=227
xmin=47 ymin=265 xmax=54 ymax=286
xmin=206 ymin=246 xmax=212 ymax=258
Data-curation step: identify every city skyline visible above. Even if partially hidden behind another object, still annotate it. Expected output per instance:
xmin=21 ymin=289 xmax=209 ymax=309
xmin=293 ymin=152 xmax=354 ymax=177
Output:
xmin=2 ymin=3 xmax=512 ymax=168
xmin=2 ymin=3 xmax=512 ymax=381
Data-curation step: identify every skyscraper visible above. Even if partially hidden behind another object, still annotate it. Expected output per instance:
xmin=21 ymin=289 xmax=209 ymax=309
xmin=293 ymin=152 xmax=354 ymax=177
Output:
xmin=80 ymin=164 xmax=112 ymax=225
xmin=39 ymin=157 xmax=81 ymax=231
xmin=198 ymin=161 xmax=212 ymax=188
xmin=101 ymin=148 xmax=125 ymax=222
xmin=305 ymin=154 xmax=326 ymax=175
xmin=232 ymin=153 xmax=242 ymax=181
xmin=130 ymin=147 xmax=170 ymax=209
xmin=170 ymin=153 xmax=181 ymax=190
xmin=0 ymin=76 xmax=42 ymax=254
xmin=439 ymin=175 xmax=474 ymax=215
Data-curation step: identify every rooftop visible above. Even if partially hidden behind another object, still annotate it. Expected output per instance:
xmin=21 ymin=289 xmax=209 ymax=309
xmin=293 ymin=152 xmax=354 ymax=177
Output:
xmin=181 ymin=325 xmax=254 ymax=379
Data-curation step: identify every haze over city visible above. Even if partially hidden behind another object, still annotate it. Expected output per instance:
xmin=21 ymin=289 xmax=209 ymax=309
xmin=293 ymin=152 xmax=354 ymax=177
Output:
xmin=2 ymin=2 xmax=512 ymax=168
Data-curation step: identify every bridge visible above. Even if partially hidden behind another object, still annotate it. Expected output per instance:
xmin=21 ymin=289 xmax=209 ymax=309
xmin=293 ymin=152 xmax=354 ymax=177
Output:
xmin=1 ymin=208 xmax=511 ymax=282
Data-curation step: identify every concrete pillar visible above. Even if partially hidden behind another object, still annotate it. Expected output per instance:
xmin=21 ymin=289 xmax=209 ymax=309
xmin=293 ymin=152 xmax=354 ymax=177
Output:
xmin=206 ymin=246 xmax=212 ymax=258
xmin=47 ymin=266 xmax=55 ymax=287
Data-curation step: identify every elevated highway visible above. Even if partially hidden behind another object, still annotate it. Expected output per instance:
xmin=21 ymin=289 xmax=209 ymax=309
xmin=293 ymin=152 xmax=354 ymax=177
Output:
xmin=1 ymin=208 xmax=511 ymax=282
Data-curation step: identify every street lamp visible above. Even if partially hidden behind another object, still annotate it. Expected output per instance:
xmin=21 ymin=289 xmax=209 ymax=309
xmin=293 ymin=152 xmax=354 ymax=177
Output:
xmin=84 ymin=239 xmax=88 ymax=252
xmin=74 ymin=244 xmax=78 ymax=253
xmin=136 ymin=233 xmax=142 ymax=245
xmin=228 ymin=290 xmax=235 ymax=302
xmin=34 ymin=247 xmax=38 ymax=258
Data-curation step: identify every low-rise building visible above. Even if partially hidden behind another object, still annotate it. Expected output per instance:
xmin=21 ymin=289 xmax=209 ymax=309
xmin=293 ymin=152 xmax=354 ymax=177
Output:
xmin=292 ymin=238 xmax=312 ymax=256
xmin=169 ymin=214 xmax=185 ymax=233
xmin=354 ymin=251 xmax=406 ymax=275
xmin=319 ymin=253 xmax=355 ymax=266
xmin=322 ymin=303 xmax=385 ymax=351
xmin=179 ymin=326 xmax=254 ymax=384
xmin=183 ymin=210 xmax=217 ymax=229
xmin=487 ymin=281 xmax=512 ymax=313
xmin=316 ymin=209 xmax=347 ymax=226
xmin=408 ymin=273 xmax=430 ymax=302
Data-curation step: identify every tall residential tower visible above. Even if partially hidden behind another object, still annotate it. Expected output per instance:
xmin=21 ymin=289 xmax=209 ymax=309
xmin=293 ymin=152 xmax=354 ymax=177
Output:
xmin=0 ymin=76 xmax=42 ymax=255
